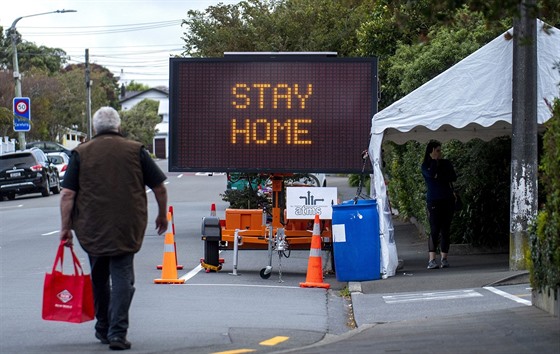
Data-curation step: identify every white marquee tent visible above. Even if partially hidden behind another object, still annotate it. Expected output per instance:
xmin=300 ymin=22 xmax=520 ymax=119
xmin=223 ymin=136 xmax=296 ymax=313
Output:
xmin=368 ymin=20 xmax=560 ymax=278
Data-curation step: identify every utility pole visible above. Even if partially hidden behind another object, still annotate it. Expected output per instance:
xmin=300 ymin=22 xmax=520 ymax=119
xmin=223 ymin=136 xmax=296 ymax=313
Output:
xmin=510 ymin=0 xmax=538 ymax=270
xmin=85 ymin=48 xmax=92 ymax=140
xmin=9 ymin=10 xmax=77 ymax=150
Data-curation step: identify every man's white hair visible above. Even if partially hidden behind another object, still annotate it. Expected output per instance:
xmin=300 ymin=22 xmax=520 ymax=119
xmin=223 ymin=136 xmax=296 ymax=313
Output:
xmin=93 ymin=107 xmax=121 ymax=134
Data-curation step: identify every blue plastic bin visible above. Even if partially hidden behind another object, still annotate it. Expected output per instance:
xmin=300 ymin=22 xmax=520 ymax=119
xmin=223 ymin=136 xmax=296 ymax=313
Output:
xmin=332 ymin=199 xmax=380 ymax=282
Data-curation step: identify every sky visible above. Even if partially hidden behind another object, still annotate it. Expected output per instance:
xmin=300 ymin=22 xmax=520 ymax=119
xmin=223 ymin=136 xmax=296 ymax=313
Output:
xmin=1 ymin=0 xmax=239 ymax=88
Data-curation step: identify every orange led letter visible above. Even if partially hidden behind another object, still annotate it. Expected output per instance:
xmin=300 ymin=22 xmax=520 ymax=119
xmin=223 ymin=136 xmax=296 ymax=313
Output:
xmin=273 ymin=84 xmax=292 ymax=109
xmin=231 ymin=119 xmax=251 ymax=144
xmin=273 ymin=119 xmax=292 ymax=144
xmin=253 ymin=84 xmax=271 ymax=109
xmin=294 ymin=84 xmax=313 ymax=109
xmin=293 ymin=119 xmax=312 ymax=144
xmin=252 ymin=119 xmax=271 ymax=144
xmin=232 ymin=84 xmax=250 ymax=109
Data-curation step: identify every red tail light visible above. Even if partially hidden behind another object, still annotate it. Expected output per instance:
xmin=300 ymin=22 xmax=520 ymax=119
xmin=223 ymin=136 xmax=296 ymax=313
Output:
xmin=30 ymin=164 xmax=42 ymax=172
xmin=61 ymin=164 xmax=68 ymax=172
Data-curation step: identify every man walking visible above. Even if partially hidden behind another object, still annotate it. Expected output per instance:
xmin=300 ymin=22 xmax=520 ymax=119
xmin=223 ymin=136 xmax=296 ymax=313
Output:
xmin=60 ymin=106 xmax=168 ymax=350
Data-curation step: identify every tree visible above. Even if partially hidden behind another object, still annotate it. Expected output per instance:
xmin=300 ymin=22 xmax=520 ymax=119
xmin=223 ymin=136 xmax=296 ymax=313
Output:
xmin=0 ymin=106 xmax=12 ymax=137
xmin=530 ymin=98 xmax=560 ymax=293
xmin=120 ymin=99 xmax=160 ymax=147
xmin=386 ymin=7 xmax=508 ymax=99
xmin=181 ymin=0 xmax=374 ymax=57
xmin=57 ymin=63 xmax=120 ymax=136
xmin=126 ymin=81 xmax=150 ymax=92
xmin=1 ymin=27 xmax=67 ymax=74
xmin=383 ymin=0 xmax=559 ymax=27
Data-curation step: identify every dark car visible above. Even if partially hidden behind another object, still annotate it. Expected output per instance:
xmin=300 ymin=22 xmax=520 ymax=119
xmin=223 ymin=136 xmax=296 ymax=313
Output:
xmin=26 ymin=141 xmax=72 ymax=157
xmin=0 ymin=148 xmax=61 ymax=200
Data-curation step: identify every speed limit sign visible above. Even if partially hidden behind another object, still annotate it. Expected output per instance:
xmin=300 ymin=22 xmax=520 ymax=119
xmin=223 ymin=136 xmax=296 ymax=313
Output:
xmin=13 ymin=97 xmax=31 ymax=132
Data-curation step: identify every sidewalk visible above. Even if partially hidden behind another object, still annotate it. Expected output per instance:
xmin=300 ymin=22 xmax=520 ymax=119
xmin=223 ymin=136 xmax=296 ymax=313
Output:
xmin=355 ymin=218 xmax=529 ymax=295
xmin=345 ymin=217 xmax=560 ymax=353
xmin=303 ymin=176 xmax=558 ymax=353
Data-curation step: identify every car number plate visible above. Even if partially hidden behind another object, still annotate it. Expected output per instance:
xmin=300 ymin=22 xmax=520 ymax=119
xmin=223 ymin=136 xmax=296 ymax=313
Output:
xmin=10 ymin=172 xmax=21 ymax=177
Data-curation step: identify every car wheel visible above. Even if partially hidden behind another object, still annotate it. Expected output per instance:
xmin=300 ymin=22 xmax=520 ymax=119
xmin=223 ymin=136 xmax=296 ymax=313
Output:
xmin=7 ymin=192 xmax=16 ymax=200
xmin=51 ymin=176 xmax=61 ymax=195
xmin=42 ymin=179 xmax=50 ymax=197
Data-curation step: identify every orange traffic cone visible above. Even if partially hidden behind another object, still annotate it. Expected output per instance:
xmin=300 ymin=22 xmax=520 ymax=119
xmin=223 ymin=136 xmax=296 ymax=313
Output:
xmin=157 ymin=206 xmax=184 ymax=270
xmin=154 ymin=211 xmax=185 ymax=284
xmin=300 ymin=214 xmax=330 ymax=289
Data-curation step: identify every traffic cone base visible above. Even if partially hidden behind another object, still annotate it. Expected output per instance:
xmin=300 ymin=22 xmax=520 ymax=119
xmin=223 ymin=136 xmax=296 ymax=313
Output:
xmin=300 ymin=214 xmax=330 ymax=289
xmin=300 ymin=282 xmax=330 ymax=289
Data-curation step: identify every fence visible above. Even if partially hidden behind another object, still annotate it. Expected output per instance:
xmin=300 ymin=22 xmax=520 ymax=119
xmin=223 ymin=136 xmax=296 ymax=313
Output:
xmin=0 ymin=137 xmax=16 ymax=155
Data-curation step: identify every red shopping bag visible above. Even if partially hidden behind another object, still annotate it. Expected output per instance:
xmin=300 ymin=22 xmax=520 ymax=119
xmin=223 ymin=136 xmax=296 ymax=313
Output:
xmin=42 ymin=241 xmax=95 ymax=323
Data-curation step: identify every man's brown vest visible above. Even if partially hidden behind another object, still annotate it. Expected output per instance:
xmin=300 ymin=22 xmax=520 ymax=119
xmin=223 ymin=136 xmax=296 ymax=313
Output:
xmin=72 ymin=133 xmax=147 ymax=256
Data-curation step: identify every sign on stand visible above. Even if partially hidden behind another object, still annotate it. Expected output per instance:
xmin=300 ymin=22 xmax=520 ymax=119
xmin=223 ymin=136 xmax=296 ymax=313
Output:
xmin=13 ymin=97 xmax=31 ymax=132
xmin=286 ymin=187 xmax=337 ymax=219
xmin=169 ymin=56 xmax=377 ymax=173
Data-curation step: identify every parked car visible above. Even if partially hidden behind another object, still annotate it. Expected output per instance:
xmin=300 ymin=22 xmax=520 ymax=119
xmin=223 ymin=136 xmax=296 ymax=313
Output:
xmin=226 ymin=172 xmax=326 ymax=190
xmin=226 ymin=172 xmax=268 ymax=190
xmin=46 ymin=152 xmax=70 ymax=181
xmin=0 ymin=148 xmax=61 ymax=200
xmin=26 ymin=141 xmax=72 ymax=157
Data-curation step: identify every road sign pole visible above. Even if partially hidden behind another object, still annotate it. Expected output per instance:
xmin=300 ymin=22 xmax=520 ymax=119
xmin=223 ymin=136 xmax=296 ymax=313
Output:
xmin=11 ymin=29 xmax=26 ymax=150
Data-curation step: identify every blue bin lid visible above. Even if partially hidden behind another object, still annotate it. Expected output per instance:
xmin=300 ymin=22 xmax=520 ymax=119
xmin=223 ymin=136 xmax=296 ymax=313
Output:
xmin=337 ymin=199 xmax=377 ymax=206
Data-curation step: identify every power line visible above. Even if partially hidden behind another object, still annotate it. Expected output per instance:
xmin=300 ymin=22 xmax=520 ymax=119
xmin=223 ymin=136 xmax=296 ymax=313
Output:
xmin=20 ymin=19 xmax=182 ymax=29
xmin=12 ymin=19 xmax=183 ymax=36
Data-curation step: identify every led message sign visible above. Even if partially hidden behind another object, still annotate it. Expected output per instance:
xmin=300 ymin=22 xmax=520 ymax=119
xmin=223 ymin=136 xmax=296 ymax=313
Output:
xmin=169 ymin=56 xmax=377 ymax=173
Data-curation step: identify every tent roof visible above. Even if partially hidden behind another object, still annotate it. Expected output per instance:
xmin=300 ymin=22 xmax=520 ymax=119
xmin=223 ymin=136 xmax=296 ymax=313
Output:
xmin=371 ymin=20 xmax=560 ymax=144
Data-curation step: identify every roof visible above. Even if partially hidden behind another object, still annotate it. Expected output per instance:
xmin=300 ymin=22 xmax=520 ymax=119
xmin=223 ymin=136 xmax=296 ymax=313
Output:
xmin=370 ymin=19 xmax=560 ymax=144
xmin=119 ymin=87 xmax=169 ymax=104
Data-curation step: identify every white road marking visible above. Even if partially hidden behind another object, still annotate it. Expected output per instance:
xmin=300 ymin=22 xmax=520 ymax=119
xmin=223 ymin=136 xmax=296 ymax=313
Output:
xmin=182 ymin=283 xmax=301 ymax=289
xmin=483 ymin=286 xmax=531 ymax=306
xmin=180 ymin=264 xmax=204 ymax=282
xmin=383 ymin=289 xmax=483 ymax=304
xmin=146 ymin=181 xmax=170 ymax=194
xmin=42 ymin=230 xmax=59 ymax=236
xmin=0 ymin=204 xmax=23 ymax=210
xmin=177 ymin=174 xmax=183 ymax=178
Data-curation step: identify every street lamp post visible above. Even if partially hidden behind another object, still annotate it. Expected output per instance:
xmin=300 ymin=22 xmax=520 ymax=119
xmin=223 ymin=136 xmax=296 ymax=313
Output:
xmin=9 ymin=9 xmax=77 ymax=150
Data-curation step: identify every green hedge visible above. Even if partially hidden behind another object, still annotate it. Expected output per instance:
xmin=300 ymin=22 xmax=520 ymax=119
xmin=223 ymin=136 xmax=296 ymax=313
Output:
xmin=529 ymin=98 xmax=560 ymax=292
xmin=384 ymin=138 xmax=512 ymax=248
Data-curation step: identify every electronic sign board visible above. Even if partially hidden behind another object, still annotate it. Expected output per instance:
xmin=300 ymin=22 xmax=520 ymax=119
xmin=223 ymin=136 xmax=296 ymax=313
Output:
xmin=169 ymin=56 xmax=377 ymax=173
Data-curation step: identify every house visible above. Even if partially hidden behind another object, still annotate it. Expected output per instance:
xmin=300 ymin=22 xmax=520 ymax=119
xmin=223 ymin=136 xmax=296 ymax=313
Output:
xmin=119 ymin=87 xmax=169 ymax=158
xmin=120 ymin=87 xmax=169 ymax=111
xmin=61 ymin=128 xmax=87 ymax=149
xmin=153 ymin=99 xmax=169 ymax=159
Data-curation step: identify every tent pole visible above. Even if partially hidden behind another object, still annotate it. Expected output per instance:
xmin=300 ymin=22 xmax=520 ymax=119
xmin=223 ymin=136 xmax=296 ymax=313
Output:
xmin=510 ymin=0 xmax=538 ymax=271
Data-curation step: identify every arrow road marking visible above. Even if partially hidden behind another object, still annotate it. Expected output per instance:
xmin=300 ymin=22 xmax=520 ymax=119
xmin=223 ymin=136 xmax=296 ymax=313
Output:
xmin=383 ymin=289 xmax=483 ymax=304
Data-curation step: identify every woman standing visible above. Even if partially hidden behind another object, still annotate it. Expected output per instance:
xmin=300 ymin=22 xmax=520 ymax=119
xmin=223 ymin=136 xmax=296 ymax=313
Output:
xmin=421 ymin=141 xmax=457 ymax=269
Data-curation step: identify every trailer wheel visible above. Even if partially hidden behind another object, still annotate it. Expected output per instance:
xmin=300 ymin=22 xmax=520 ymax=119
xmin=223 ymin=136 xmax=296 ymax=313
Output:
xmin=260 ymin=268 xmax=272 ymax=279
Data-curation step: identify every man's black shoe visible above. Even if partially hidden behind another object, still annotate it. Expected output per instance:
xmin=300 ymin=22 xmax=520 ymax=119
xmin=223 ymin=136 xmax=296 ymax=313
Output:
xmin=109 ymin=337 xmax=131 ymax=350
xmin=95 ymin=332 xmax=109 ymax=344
